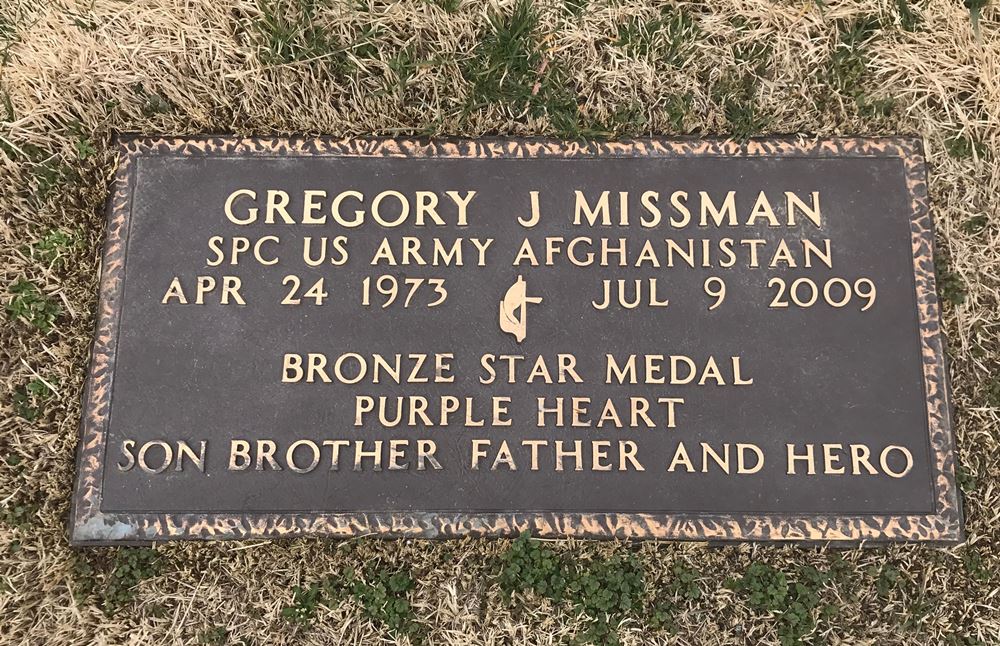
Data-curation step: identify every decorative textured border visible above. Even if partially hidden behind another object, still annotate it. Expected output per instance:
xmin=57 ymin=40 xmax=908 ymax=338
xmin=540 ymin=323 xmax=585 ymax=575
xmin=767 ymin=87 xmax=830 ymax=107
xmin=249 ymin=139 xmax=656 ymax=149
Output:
xmin=69 ymin=136 xmax=963 ymax=545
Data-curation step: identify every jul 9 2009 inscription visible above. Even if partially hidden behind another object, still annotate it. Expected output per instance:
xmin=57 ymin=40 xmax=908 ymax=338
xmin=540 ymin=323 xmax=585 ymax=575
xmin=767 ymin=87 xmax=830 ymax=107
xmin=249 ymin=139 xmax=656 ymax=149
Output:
xmin=70 ymin=137 xmax=962 ymax=545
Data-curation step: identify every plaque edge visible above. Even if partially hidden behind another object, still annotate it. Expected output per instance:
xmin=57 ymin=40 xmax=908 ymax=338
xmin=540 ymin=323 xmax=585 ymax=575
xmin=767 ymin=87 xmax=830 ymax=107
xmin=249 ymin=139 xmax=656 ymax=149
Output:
xmin=68 ymin=135 xmax=964 ymax=546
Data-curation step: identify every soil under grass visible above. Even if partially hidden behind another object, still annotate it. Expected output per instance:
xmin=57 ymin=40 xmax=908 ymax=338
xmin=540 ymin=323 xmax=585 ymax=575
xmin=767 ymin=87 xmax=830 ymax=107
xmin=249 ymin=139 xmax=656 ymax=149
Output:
xmin=1 ymin=0 xmax=999 ymax=644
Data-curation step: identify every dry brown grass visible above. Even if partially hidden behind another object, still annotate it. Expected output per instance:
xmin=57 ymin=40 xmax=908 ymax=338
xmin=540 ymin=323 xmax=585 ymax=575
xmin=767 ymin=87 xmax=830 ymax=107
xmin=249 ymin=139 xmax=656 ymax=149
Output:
xmin=1 ymin=0 xmax=999 ymax=644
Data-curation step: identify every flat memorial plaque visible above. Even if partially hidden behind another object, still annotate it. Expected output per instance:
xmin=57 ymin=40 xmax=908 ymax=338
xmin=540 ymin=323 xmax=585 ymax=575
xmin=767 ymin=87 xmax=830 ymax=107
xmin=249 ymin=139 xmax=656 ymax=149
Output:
xmin=71 ymin=137 xmax=962 ymax=544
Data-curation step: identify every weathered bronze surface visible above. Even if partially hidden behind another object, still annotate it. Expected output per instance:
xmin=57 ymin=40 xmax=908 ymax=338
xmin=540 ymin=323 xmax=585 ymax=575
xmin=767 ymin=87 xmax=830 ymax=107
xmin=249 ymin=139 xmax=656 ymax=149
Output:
xmin=70 ymin=137 xmax=962 ymax=544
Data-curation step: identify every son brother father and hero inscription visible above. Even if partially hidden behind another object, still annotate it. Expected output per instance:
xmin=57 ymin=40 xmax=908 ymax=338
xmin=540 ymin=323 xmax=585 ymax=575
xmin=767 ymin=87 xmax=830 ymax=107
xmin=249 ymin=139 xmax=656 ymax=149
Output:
xmin=70 ymin=137 xmax=961 ymax=544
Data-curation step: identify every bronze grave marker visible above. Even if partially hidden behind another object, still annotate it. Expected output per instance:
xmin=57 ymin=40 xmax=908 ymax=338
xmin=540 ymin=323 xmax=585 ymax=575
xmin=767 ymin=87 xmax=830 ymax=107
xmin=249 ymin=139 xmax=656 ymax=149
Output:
xmin=70 ymin=137 xmax=962 ymax=544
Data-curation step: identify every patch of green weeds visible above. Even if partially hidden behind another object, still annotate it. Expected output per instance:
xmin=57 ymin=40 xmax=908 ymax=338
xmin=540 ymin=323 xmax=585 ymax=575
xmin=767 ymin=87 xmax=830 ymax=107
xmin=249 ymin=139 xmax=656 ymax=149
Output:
xmin=281 ymin=566 xmax=423 ymax=641
xmin=903 ymin=593 xmax=934 ymax=631
xmin=344 ymin=567 xmax=423 ymax=641
xmin=732 ymin=40 xmax=770 ymax=69
xmin=72 ymin=557 xmax=99 ymax=604
xmin=101 ymin=548 xmax=163 ymax=616
xmin=69 ymin=120 xmax=97 ymax=161
xmin=0 ymin=13 xmax=16 ymax=60
xmin=961 ymin=547 xmax=991 ymax=583
xmin=824 ymin=554 xmax=859 ymax=603
xmin=828 ymin=15 xmax=894 ymax=117
xmin=12 ymin=377 xmax=57 ymax=421
xmin=714 ymin=72 xmax=768 ymax=141
xmin=935 ymin=256 xmax=967 ymax=306
xmin=33 ymin=157 xmax=74 ymax=200
xmin=729 ymin=561 xmax=788 ymax=609
xmin=615 ymin=8 xmax=698 ymax=67
xmin=966 ymin=323 xmax=992 ymax=360
xmin=955 ymin=463 xmax=977 ymax=493
xmin=1 ymin=452 xmax=38 ymax=530
xmin=0 ymin=4 xmax=30 ymax=66
xmin=829 ymin=15 xmax=879 ymax=92
xmin=0 ymin=137 xmax=76 ymax=200
xmin=728 ymin=562 xmax=835 ymax=646
xmin=895 ymin=0 xmax=922 ymax=31
xmin=133 ymin=83 xmax=174 ymax=117
xmin=148 ymin=603 xmax=169 ymax=618
xmin=428 ymin=0 xmax=461 ymax=13
xmin=858 ymin=95 xmax=896 ymax=118
xmin=499 ymin=532 xmax=645 ymax=645
xmin=7 ymin=279 xmax=62 ymax=333
xmin=666 ymin=562 xmax=701 ymax=602
xmin=961 ymin=214 xmax=989 ymax=235
xmin=945 ymin=134 xmax=987 ymax=160
xmin=2 ymin=89 xmax=13 ymax=122
xmin=827 ymin=554 xmax=854 ymax=582
xmin=253 ymin=0 xmax=346 ymax=70
xmin=351 ymin=25 xmax=383 ymax=60
xmin=463 ymin=0 xmax=542 ymax=107
xmin=462 ymin=0 xmax=581 ymax=136
xmin=661 ymin=92 xmax=691 ymax=131
xmin=580 ymin=102 xmax=648 ymax=137
xmin=615 ymin=15 xmax=659 ymax=57
xmin=68 ymin=10 xmax=100 ymax=31
xmin=1 ymin=495 xmax=38 ymax=529
xmin=712 ymin=24 xmax=771 ymax=140
xmin=569 ymin=554 xmax=645 ymax=644
xmin=417 ymin=114 xmax=446 ymax=137
xmin=660 ymin=7 xmax=700 ymax=67
xmin=498 ymin=531 xmax=569 ymax=599
xmin=26 ymin=228 xmax=81 ymax=270
xmin=579 ymin=92 xmax=692 ymax=137
xmin=386 ymin=44 xmax=420 ymax=96
xmin=564 ymin=0 xmax=587 ymax=16
xmin=873 ymin=563 xmax=902 ymax=597
xmin=198 ymin=626 xmax=230 ymax=645
xmin=965 ymin=0 xmax=988 ymax=40
xmin=983 ymin=374 xmax=1000 ymax=408
xmin=282 ymin=581 xmax=324 ymax=624
xmin=648 ymin=562 xmax=702 ymax=633
xmin=7 ymin=120 xmax=93 ymax=211
xmin=73 ymin=133 xmax=97 ymax=160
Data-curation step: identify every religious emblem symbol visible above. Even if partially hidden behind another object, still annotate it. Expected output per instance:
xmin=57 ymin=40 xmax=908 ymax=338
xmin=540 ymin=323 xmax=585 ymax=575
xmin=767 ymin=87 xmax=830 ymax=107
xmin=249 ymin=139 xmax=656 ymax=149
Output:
xmin=498 ymin=274 xmax=543 ymax=343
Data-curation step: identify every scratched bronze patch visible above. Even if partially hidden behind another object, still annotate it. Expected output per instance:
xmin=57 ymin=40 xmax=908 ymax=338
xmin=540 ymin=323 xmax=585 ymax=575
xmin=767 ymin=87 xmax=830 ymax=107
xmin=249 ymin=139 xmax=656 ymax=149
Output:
xmin=70 ymin=137 xmax=962 ymax=545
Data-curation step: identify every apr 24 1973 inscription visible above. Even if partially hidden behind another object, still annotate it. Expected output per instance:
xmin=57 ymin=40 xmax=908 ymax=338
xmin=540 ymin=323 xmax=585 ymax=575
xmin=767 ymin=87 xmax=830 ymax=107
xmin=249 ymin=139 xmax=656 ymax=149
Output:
xmin=70 ymin=137 xmax=962 ymax=545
